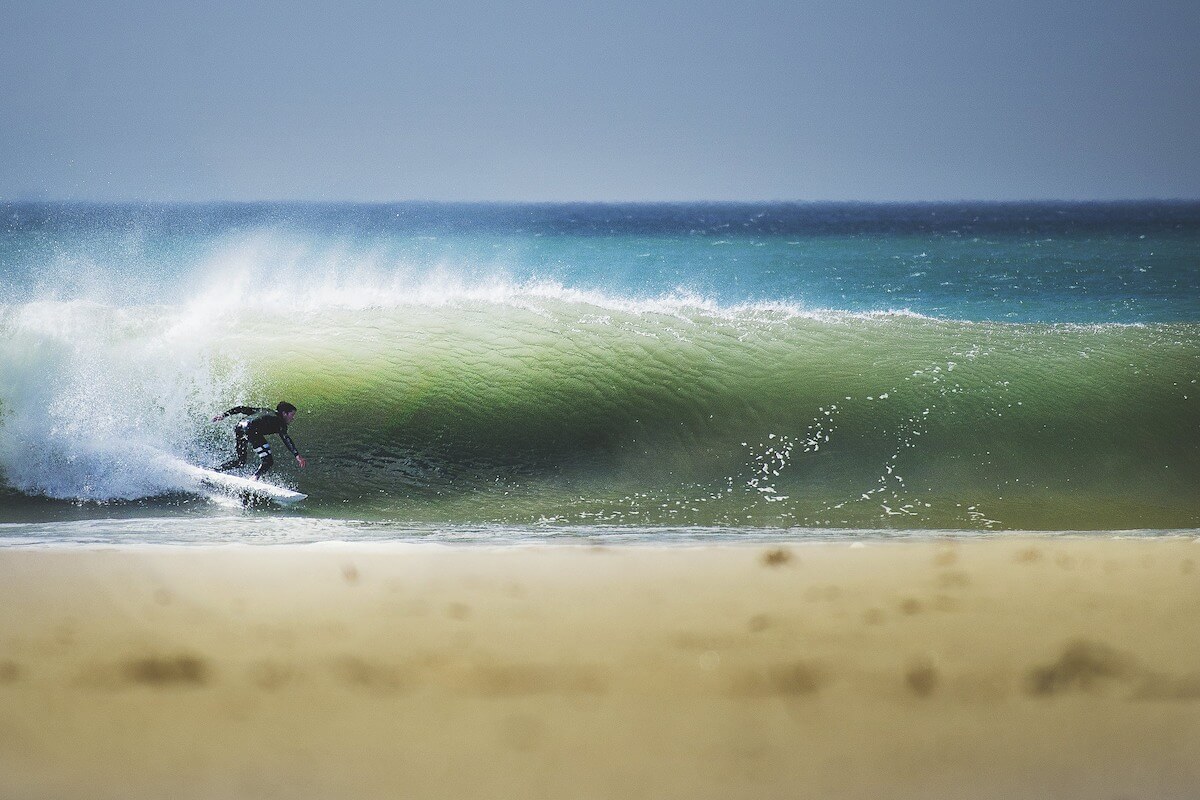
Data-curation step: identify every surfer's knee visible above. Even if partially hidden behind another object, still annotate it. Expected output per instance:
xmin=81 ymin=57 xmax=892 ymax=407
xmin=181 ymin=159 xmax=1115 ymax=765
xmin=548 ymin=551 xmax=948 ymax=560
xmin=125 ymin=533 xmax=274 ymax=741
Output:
xmin=254 ymin=444 xmax=274 ymax=475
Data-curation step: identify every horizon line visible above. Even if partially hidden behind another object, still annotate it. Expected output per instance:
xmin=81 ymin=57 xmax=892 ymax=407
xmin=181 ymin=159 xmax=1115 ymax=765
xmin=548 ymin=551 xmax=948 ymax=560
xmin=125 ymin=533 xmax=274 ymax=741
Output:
xmin=5 ymin=197 xmax=1200 ymax=206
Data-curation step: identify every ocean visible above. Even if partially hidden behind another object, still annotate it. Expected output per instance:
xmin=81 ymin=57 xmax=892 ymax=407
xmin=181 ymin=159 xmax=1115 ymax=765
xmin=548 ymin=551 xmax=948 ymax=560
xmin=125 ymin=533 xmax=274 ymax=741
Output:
xmin=1 ymin=201 xmax=1197 ymax=544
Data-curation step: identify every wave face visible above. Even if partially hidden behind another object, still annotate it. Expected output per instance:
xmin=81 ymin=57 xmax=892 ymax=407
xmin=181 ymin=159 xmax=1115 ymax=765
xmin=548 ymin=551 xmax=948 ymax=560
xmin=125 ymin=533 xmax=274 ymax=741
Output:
xmin=1 ymin=202 xmax=1198 ymax=530
xmin=2 ymin=288 xmax=1197 ymax=530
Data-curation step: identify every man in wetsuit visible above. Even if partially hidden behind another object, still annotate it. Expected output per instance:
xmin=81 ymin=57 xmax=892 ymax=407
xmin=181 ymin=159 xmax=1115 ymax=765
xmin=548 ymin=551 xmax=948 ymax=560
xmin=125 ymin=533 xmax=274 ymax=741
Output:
xmin=213 ymin=401 xmax=308 ymax=479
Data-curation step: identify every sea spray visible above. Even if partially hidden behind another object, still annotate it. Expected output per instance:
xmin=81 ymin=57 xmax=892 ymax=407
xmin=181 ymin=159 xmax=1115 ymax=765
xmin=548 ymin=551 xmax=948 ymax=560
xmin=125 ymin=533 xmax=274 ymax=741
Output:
xmin=0 ymin=301 xmax=248 ymax=501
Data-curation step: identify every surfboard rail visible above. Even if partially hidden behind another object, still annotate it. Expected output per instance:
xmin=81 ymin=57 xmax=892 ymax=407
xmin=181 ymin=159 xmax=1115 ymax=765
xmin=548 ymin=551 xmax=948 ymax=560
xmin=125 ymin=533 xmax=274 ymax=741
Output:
xmin=158 ymin=455 xmax=307 ymax=505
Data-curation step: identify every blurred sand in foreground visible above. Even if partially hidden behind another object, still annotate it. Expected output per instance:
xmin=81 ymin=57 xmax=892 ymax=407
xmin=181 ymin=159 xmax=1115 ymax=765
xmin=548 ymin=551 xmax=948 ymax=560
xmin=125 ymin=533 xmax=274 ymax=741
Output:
xmin=1 ymin=537 xmax=1198 ymax=799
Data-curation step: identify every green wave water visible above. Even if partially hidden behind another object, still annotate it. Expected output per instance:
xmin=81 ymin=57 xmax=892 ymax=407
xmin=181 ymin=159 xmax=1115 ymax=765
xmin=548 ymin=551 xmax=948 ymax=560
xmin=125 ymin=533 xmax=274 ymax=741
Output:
xmin=265 ymin=301 xmax=1198 ymax=529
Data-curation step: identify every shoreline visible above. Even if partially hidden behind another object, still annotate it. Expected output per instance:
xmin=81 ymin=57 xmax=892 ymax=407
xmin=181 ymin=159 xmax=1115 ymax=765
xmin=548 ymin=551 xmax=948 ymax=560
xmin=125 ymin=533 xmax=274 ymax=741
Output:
xmin=2 ymin=515 xmax=1198 ymax=548
xmin=2 ymin=536 xmax=1198 ymax=798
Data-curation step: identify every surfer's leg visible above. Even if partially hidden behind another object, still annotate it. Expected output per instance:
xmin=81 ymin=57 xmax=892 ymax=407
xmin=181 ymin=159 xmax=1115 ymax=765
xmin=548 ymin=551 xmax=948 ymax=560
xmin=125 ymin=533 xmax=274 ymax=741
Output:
xmin=250 ymin=436 xmax=273 ymax=480
xmin=216 ymin=427 xmax=249 ymax=472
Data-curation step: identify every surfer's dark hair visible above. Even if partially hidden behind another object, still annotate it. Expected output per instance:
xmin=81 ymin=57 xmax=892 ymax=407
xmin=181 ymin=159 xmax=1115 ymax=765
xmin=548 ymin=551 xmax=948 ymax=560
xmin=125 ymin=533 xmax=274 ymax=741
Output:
xmin=277 ymin=401 xmax=297 ymax=414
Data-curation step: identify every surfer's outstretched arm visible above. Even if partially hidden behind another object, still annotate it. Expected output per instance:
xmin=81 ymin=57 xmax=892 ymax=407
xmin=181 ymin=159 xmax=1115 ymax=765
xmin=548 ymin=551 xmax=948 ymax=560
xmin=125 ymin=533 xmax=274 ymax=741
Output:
xmin=281 ymin=432 xmax=307 ymax=469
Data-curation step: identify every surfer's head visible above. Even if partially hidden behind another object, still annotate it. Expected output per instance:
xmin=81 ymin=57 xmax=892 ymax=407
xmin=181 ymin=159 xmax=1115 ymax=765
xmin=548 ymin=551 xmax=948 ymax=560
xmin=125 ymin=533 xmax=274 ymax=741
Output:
xmin=276 ymin=401 xmax=297 ymax=422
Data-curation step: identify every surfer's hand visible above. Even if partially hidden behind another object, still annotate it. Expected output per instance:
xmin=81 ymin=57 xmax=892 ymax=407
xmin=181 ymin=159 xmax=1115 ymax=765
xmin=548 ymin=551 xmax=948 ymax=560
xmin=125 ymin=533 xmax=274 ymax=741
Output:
xmin=212 ymin=414 xmax=224 ymax=422
xmin=296 ymin=455 xmax=308 ymax=468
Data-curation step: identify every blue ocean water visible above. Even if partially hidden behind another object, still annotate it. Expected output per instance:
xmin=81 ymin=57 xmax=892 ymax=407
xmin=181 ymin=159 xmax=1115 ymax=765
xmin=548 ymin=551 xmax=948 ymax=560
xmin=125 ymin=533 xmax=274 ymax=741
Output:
xmin=4 ymin=201 xmax=1198 ymax=322
xmin=1 ymin=201 xmax=1198 ymax=543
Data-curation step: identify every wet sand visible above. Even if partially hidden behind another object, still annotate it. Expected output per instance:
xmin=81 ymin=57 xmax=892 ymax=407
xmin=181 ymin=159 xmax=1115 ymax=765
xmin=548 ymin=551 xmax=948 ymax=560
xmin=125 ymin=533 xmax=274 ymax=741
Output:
xmin=1 ymin=537 xmax=1198 ymax=799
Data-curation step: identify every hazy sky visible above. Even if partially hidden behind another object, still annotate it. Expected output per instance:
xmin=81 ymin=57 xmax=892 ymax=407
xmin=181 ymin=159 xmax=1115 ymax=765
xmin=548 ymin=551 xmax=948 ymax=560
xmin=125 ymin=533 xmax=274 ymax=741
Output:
xmin=2 ymin=0 xmax=1198 ymax=201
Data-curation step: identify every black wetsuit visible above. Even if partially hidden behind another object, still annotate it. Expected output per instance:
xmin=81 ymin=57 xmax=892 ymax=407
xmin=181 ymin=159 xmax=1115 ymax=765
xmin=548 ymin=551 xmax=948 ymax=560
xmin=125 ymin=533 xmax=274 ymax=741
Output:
xmin=216 ymin=407 xmax=300 ymax=478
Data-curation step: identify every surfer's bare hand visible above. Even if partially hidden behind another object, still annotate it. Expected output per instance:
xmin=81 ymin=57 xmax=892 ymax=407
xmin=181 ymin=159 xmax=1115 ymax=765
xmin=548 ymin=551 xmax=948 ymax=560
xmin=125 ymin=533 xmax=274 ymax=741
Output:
xmin=212 ymin=414 xmax=224 ymax=422
xmin=296 ymin=455 xmax=308 ymax=468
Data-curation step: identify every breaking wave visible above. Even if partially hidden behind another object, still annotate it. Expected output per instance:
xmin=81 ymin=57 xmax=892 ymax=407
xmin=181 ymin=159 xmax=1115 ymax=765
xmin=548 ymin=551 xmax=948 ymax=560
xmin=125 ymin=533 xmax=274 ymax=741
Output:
xmin=2 ymin=277 xmax=1197 ymax=529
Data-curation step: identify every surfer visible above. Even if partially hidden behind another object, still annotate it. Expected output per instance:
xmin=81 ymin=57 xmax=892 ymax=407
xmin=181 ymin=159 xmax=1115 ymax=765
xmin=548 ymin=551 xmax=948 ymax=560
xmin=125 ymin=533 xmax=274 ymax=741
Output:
xmin=212 ymin=402 xmax=308 ymax=480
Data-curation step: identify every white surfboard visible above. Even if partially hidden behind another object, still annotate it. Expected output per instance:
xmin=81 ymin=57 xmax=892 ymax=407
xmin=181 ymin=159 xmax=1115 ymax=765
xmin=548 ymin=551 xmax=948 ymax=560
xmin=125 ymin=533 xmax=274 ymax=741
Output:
xmin=160 ymin=456 xmax=307 ymax=505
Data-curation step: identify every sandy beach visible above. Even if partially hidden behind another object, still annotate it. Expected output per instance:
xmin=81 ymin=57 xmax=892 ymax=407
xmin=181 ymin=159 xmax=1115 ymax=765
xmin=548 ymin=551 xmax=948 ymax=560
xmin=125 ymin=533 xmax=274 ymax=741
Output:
xmin=1 ymin=536 xmax=1198 ymax=799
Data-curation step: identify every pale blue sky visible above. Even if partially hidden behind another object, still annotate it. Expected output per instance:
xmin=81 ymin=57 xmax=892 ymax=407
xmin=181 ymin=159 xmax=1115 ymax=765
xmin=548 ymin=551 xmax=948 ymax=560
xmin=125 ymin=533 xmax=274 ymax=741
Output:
xmin=2 ymin=0 xmax=1198 ymax=201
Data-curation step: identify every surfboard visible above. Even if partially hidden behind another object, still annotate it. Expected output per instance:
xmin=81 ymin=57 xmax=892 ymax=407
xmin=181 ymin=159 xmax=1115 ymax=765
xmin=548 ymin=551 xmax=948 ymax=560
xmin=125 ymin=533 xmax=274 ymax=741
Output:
xmin=161 ymin=456 xmax=307 ymax=505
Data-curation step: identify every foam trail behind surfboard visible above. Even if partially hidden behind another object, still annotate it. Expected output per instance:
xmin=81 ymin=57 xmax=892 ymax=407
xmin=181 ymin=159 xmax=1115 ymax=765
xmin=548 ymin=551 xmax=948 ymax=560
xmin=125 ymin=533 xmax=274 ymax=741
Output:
xmin=156 ymin=454 xmax=307 ymax=505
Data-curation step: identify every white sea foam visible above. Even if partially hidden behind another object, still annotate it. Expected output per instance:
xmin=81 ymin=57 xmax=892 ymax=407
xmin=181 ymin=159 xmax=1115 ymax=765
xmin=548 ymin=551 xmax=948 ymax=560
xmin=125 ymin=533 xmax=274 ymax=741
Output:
xmin=0 ymin=301 xmax=247 ymax=501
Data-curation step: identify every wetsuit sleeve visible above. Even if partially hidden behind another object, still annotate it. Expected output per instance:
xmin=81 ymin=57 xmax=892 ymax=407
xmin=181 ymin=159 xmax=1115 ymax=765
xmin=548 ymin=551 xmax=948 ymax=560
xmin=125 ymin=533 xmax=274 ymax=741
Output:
xmin=280 ymin=430 xmax=300 ymax=457
xmin=222 ymin=406 xmax=259 ymax=417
